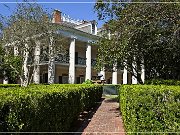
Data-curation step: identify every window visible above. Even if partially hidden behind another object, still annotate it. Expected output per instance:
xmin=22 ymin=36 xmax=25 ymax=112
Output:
xmin=62 ymin=74 xmax=68 ymax=84
xmin=41 ymin=73 xmax=48 ymax=83
xmin=80 ymin=76 xmax=85 ymax=83
xmin=62 ymin=76 xmax=68 ymax=84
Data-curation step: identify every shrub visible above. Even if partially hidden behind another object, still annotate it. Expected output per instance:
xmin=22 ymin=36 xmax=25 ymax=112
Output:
xmin=0 ymin=84 xmax=103 ymax=132
xmin=0 ymin=84 xmax=21 ymax=88
xmin=145 ymin=79 xmax=180 ymax=85
xmin=120 ymin=85 xmax=180 ymax=134
xmin=82 ymin=79 xmax=93 ymax=84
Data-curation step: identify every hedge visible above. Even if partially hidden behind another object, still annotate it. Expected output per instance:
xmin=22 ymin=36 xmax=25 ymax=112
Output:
xmin=0 ymin=84 xmax=21 ymax=88
xmin=145 ymin=79 xmax=180 ymax=85
xmin=120 ymin=85 xmax=180 ymax=134
xmin=0 ymin=84 xmax=103 ymax=132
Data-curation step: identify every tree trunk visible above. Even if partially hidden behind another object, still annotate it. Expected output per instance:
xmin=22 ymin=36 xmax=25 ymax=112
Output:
xmin=48 ymin=35 xmax=55 ymax=84
xmin=21 ymin=43 xmax=29 ymax=87
xmin=33 ymin=41 xmax=40 ymax=84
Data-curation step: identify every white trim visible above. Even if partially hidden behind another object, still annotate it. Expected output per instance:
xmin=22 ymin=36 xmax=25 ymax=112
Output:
xmin=75 ymin=22 xmax=92 ymax=29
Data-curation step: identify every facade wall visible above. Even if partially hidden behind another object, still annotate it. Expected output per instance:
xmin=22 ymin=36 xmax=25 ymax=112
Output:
xmin=91 ymin=46 xmax=97 ymax=59
xmin=77 ymin=25 xmax=92 ymax=34
xmin=91 ymin=69 xmax=98 ymax=80
xmin=54 ymin=65 xmax=98 ymax=84
xmin=55 ymin=65 xmax=69 ymax=83
xmin=75 ymin=67 xmax=86 ymax=83
xmin=105 ymin=72 xmax=112 ymax=84
xmin=75 ymin=43 xmax=86 ymax=58
xmin=40 ymin=65 xmax=48 ymax=83
xmin=128 ymin=73 xmax=132 ymax=84
xmin=117 ymin=72 xmax=123 ymax=84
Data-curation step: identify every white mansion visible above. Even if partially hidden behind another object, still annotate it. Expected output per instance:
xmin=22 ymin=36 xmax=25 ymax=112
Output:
xmin=1 ymin=10 xmax=145 ymax=84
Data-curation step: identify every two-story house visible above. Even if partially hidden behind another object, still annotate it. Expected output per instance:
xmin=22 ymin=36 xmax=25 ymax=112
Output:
xmin=1 ymin=9 xmax=145 ymax=84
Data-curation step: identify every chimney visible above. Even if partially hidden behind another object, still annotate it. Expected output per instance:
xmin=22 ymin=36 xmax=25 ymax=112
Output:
xmin=52 ymin=9 xmax=62 ymax=23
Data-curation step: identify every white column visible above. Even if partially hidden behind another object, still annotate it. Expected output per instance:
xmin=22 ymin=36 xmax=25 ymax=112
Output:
xmin=33 ymin=41 xmax=40 ymax=84
xmin=85 ymin=43 xmax=91 ymax=80
xmin=141 ymin=60 xmax=145 ymax=83
xmin=132 ymin=60 xmax=138 ymax=84
xmin=112 ymin=63 xmax=117 ymax=84
xmin=69 ymin=38 xmax=75 ymax=84
xmin=3 ymin=76 xmax=8 ymax=84
xmin=123 ymin=64 xmax=128 ymax=84
xmin=100 ymin=67 xmax=105 ymax=80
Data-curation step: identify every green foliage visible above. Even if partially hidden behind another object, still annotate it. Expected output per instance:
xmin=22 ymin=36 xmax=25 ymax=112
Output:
xmin=0 ymin=84 xmax=20 ymax=88
xmin=0 ymin=47 xmax=22 ymax=83
xmin=1 ymin=2 xmax=68 ymax=86
xmin=82 ymin=79 xmax=93 ymax=84
xmin=145 ymin=79 xmax=180 ymax=86
xmin=3 ymin=55 xmax=22 ymax=83
xmin=120 ymin=85 xmax=180 ymax=134
xmin=0 ymin=84 xmax=103 ymax=132
xmin=95 ymin=0 xmax=180 ymax=81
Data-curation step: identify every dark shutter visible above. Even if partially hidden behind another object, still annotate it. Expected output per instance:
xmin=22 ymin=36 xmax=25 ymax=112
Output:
xmin=77 ymin=77 xmax=80 ymax=84
xmin=107 ymin=79 xmax=110 ymax=84
xmin=40 ymin=75 xmax=42 ymax=83
xmin=59 ymin=76 xmax=62 ymax=84
xmin=44 ymin=73 xmax=48 ymax=83
xmin=75 ymin=52 xmax=78 ymax=64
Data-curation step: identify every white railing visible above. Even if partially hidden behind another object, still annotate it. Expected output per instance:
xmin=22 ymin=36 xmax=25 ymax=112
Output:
xmin=61 ymin=13 xmax=83 ymax=25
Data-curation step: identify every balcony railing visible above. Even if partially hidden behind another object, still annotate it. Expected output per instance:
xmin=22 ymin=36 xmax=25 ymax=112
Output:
xmin=40 ymin=54 xmax=49 ymax=63
xmin=77 ymin=57 xmax=86 ymax=65
xmin=91 ymin=59 xmax=96 ymax=67
xmin=55 ymin=54 xmax=69 ymax=64
xmin=40 ymin=54 xmax=97 ymax=67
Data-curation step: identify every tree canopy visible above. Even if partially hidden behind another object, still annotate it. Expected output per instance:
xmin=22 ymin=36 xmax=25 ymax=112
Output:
xmin=95 ymin=0 xmax=180 ymax=82
xmin=1 ymin=2 xmax=66 ymax=86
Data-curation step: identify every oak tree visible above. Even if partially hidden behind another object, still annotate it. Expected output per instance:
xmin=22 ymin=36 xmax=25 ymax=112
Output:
xmin=95 ymin=0 xmax=180 ymax=83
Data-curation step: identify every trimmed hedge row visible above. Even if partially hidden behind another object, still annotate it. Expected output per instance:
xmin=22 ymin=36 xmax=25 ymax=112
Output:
xmin=120 ymin=85 xmax=180 ymax=134
xmin=0 ymin=84 xmax=21 ymax=88
xmin=145 ymin=79 xmax=180 ymax=85
xmin=0 ymin=84 xmax=103 ymax=132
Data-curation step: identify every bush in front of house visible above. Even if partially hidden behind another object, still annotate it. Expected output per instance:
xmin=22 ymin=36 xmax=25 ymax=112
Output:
xmin=120 ymin=85 xmax=180 ymax=134
xmin=82 ymin=79 xmax=93 ymax=84
xmin=0 ymin=84 xmax=103 ymax=132
xmin=145 ymin=79 xmax=180 ymax=85
xmin=0 ymin=84 xmax=21 ymax=88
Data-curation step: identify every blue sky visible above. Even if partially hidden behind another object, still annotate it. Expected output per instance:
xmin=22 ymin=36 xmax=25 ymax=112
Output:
xmin=0 ymin=0 xmax=105 ymax=28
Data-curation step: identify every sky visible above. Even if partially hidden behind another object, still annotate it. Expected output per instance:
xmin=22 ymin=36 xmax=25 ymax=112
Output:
xmin=0 ymin=0 xmax=105 ymax=28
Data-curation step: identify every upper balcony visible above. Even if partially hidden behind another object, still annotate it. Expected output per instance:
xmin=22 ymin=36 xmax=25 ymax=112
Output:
xmin=40 ymin=54 xmax=96 ymax=67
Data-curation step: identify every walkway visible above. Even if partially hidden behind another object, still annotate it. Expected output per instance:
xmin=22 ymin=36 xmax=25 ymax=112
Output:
xmin=76 ymin=98 xmax=125 ymax=135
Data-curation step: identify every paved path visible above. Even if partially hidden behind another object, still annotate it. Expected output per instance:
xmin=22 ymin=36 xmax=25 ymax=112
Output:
xmin=77 ymin=98 xmax=125 ymax=135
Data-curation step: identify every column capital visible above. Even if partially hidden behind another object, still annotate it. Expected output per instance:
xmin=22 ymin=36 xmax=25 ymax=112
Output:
xmin=70 ymin=36 xmax=77 ymax=40
xmin=87 ymin=40 xmax=93 ymax=44
xmin=87 ymin=40 xmax=96 ymax=44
